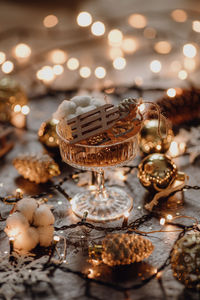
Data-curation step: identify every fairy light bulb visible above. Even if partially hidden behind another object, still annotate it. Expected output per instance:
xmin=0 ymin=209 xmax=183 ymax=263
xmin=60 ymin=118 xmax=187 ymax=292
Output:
xmin=128 ymin=14 xmax=147 ymax=29
xmin=14 ymin=104 xmax=21 ymax=113
xmin=21 ymin=105 xmax=30 ymax=115
xmin=160 ymin=218 xmax=165 ymax=225
xmin=154 ymin=41 xmax=172 ymax=54
xmin=37 ymin=66 xmax=55 ymax=82
xmin=167 ymin=88 xmax=176 ymax=98
xmin=79 ymin=66 xmax=91 ymax=78
xmin=183 ymin=44 xmax=197 ymax=58
xmin=67 ymin=57 xmax=79 ymax=70
xmin=109 ymin=47 xmax=123 ymax=60
xmin=14 ymin=43 xmax=31 ymax=58
xmin=193 ymin=20 xmax=200 ymax=32
xmin=77 ymin=12 xmax=92 ymax=27
xmin=53 ymin=64 xmax=64 ymax=75
xmin=122 ymin=38 xmax=138 ymax=54
xmin=0 ymin=51 xmax=6 ymax=64
xmin=113 ymin=57 xmax=126 ymax=70
xmin=166 ymin=214 xmax=173 ymax=221
xmin=171 ymin=9 xmax=187 ymax=22
xmin=108 ymin=29 xmax=123 ymax=46
xmin=94 ymin=66 xmax=106 ymax=79
xmin=49 ymin=49 xmax=67 ymax=64
xmin=178 ymin=70 xmax=187 ymax=80
xmin=91 ymin=21 xmax=105 ymax=36
xmin=150 ymin=60 xmax=162 ymax=73
xmin=1 ymin=61 xmax=14 ymax=74
xmin=43 ymin=15 xmax=58 ymax=28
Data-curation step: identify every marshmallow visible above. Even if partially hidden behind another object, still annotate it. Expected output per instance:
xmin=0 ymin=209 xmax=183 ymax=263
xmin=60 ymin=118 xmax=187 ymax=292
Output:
xmin=53 ymin=100 xmax=76 ymax=120
xmin=33 ymin=204 xmax=55 ymax=227
xmin=71 ymin=95 xmax=91 ymax=107
xmin=90 ymin=98 xmax=104 ymax=107
xmin=76 ymin=105 xmax=97 ymax=116
xmin=15 ymin=197 xmax=38 ymax=223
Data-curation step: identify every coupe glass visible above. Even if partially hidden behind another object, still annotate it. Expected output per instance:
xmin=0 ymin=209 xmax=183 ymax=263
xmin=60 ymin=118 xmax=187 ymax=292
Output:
xmin=57 ymin=119 xmax=139 ymax=222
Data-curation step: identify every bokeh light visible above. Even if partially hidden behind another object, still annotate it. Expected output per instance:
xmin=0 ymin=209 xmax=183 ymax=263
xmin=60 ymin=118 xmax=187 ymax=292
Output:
xmin=14 ymin=104 xmax=21 ymax=113
xmin=67 ymin=57 xmax=79 ymax=70
xmin=0 ymin=52 xmax=6 ymax=64
xmin=122 ymin=38 xmax=138 ymax=53
xmin=183 ymin=43 xmax=197 ymax=58
xmin=109 ymin=47 xmax=123 ymax=60
xmin=167 ymin=88 xmax=176 ymax=98
xmin=43 ymin=15 xmax=58 ymax=28
xmin=91 ymin=21 xmax=105 ymax=36
xmin=178 ymin=70 xmax=187 ymax=80
xmin=113 ymin=57 xmax=126 ymax=70
xmin=53 ymin=64 xmax=64 ymax=75
xmin=1 ymin=61 xmax=14 ymax=73
xmin=171 ymin=9 xmax=187 ymax=22
xmin=49 ymin=49 xmax=67 ymax=64
xmin=37 ymin=66 xmax=55 ymax=82
xmin=154 ymin=41 xmax=172 ymax=54
xmin=94 ymin=66 xmax=106 ymax=79
xmin=150 ymin=60 xmax=162 ymax=73
xmin=21 ymin=105 xmax=30 ymax=115
xmin=183 ymin=57 xmax=196 ymax=71
xmin=14 ymin=43 xmax=31 ymax=58
xmin=128 ymin=14 xmax=147 ymax=29
xmin=79 ymin=66 xmax=91 ymax=78
xmin=193 ymin=20 xmax=200 ymax=32
xmin=143 ymin=27 xmax=156 ymax=39
xmin=77 ymin=12 xmax=92 ymax=27
xmin=108 ymin=29 xmax=123 ymax=46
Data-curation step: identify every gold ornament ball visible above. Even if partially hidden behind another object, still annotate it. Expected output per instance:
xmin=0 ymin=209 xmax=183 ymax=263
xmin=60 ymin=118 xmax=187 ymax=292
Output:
xmin=139 ymin=119 xmax=174 ymax=155
xmin=0 ymin=77 xmax=28 ymax=128
xmin=38 ymin=119 xmax=59 ymax=149
xmin=171 ymin=232 xmax=200 ymax=290
xmin=138 ymin=153 xmax=177 ymax=191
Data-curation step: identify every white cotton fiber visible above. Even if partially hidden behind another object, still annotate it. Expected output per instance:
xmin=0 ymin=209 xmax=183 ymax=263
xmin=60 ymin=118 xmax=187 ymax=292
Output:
xmin=37 ymin=225 xmax=54 ymax=247
xmin=15 ymin=197 xmax=38 ymax=223
xmin=5 ymin=212 xmax=29 ymax=236
xmin=14 ymin=227 xmax=39 ymax=252
xmin=33 ymin=204 xmax=55 ymax=227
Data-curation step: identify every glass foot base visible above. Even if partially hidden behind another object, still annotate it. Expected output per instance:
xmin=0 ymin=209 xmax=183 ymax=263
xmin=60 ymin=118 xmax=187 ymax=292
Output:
xmin=71 ymin=187 xmax=133 ymax=222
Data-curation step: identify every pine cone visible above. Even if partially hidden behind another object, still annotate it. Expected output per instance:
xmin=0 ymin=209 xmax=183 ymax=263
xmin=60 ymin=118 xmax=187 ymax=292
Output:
xmin=156 ymin=88 xmax=200 ymax=126
xmin=171 ymin=232 xmax=200 ymax=290
xmin=102 ymin=233 xmax=154 ymax=266
xmin=13 ymin=153 xmax=60 ymax=183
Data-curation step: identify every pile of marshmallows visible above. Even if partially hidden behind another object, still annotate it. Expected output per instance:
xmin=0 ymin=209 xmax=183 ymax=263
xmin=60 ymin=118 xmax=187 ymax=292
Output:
xmin=53 ymin=95 xmax=104 ymax=121
xmin=5 ymin=198 xmax=55 ymax=253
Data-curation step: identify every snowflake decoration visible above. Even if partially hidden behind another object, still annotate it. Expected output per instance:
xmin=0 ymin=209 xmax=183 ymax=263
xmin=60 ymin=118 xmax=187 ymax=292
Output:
xmin=0 ymin=253 xmax=51 ymax=300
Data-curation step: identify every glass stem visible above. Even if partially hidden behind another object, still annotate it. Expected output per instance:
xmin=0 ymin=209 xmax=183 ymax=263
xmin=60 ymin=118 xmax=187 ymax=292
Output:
xmin=93 ymin=169 xmax=105 ymax=193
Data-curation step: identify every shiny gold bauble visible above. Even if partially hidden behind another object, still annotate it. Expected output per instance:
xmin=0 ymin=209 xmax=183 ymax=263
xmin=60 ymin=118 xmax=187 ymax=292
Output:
xmin=138 ymin=153 xmax=178 ymax=191
xmin=38 ymin=119 xmax=59 ymax=149
xmin=139 ymin=119 xmax=174 ymax=155
xmin=171 ymin=232 xmax=200 ymax=290
xmin=0 ymin=77 xmax=28 ymax=128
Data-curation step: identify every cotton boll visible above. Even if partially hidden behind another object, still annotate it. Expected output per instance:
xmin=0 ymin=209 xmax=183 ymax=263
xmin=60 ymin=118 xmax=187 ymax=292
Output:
xmin=71 ymin=96 xmax=91 ymax=107
xmin=37 ymin=225 xmax=54 ymax=247
xmin=15 ymin=197 xmax=38 ymax=223
xmin=90 ymin=98 xmax=104 ymax=107
xmin=5 ymin=212 xmax=29 ymax=237
xmin=14 ymin=227 xmax=39 ymax=252
xmin=33 ymin=204 xmax=55 ymax=227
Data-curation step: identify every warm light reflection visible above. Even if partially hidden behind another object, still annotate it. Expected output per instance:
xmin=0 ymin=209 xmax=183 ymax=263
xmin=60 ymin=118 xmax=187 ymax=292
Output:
xmin=171 ymin=9 xmax=187 ymax=22
xmin=160 ymin=218 xmax=165 ymax=225
xmin=122 ymin=37 xmax=138 ymax=53
xmin=77 ymin=11 xmax=92 ymax=27
xmin=53 ymin=64 xmax=64 ymax=75
xmin=0 ymin=51 xmax=6 ymax=64
xmin=79 ymin=66 xmax=91 ymax=78
xmin=167 ymin=88 xmax=176 ymax=98
xmin=166 ymin=214 xmax=173 ymax=221
xmin=49 ymin=49 xmax=67 ymax=64
xmin=144 ymin=27 xmax=156 ymax=39
xmin=14 ymin=43 xmax=31 ymax=58
xmin=1 ymin=61 xmax=14 ymax=73
xmin=184 ymin=57 xmax=196 ymax=71
xmin=108 ymin=29 xmax=123 ymax=46
xmin=113 ymin=57 xmax=126 ymax=70
xmin=115 ymin=170 xmax=126 ymax=181
xmin=150 ymin=60 xmax=162 ymax=73
xmin=91 ymin=21 xmax=105 ymax=36
xmin=138 ymin=103 xmax=145 ymax=113
xmin=183 ymin=44 xmax=197 ymax=58
xmin=154 ymin=41 xmax=172 ymax=54
xmin=43 ymin=14 xmax=58 ymax=28
xmin=67 ymin=57 xmax=79 ymax=70
xmin=128 ymin=14 xmax=147 ymax=28
xmin=178 ymin=70 xmax=187 ymax=80
xmin=109 ymin=47 xmax=123 ymax=60
xmin=21 ymin=105 xmax=30 ymax=115
xmin=168 ymin=141 xmax=186 ymax=157
xmin=94 ymin=66 xmax=106 ymax=79
xmin=123 ymin=211 xmax=130 ymax=218
xmin=193 ymin=20 xmax=200 ymax=32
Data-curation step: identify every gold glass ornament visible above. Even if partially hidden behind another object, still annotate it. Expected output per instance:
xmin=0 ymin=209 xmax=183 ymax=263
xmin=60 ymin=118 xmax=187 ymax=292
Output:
xmin=139 ymin=119 xmax=174 ymax=155
xmin=89 ymin=233 xmax=154 ymax=267
xmin=38 ymin=119 xmax=59 ymax=150
xmin=138 ymin=153 xmax=184 ymax=192
xmin=0 ymin=77 xmax=28 ymax=128
xmin=171 ymin=232 xmax=200 ymax=290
